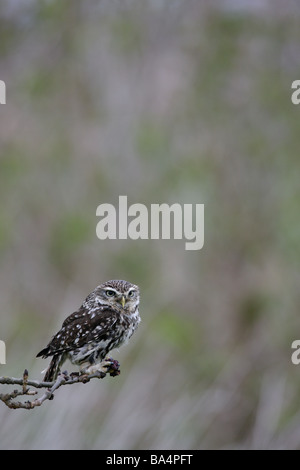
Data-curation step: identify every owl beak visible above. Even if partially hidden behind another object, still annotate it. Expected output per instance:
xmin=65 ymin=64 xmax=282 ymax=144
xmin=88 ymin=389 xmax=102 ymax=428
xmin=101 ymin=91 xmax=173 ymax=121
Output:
xmin=121 ymin=296 xmax=126 ymax=308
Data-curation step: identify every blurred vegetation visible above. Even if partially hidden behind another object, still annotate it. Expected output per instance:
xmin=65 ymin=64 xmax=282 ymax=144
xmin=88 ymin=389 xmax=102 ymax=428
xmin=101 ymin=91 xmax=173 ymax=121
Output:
xmin=1 ymin=0 xmax=300 ymax=449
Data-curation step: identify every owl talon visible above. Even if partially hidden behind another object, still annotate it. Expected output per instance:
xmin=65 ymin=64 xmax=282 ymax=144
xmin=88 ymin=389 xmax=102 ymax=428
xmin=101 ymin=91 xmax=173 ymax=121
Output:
xmin=103 ymin=357 xmax=121 ymax=376
xmin=61 ymin=370 xmax=69 ymax=380
xmin=70 ymin=371 xmax=80 ymax=378
xmin=79 ymin=357 xmax=120 ymax=377
xmin=79 ymin=374 xmax=90 ymax=383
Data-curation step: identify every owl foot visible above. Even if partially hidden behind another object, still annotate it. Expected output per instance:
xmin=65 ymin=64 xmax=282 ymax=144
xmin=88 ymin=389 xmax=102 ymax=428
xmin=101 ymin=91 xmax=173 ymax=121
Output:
xmin=102 ymin=357 xmax=120 ymax=377
xmin=80 ymin=357 xmax=120 ymax=377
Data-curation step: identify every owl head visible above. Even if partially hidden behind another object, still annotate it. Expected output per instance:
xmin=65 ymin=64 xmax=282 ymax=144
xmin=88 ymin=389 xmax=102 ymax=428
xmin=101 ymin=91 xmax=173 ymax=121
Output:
xmin=92 ymin=279 xmax=140 ymax=314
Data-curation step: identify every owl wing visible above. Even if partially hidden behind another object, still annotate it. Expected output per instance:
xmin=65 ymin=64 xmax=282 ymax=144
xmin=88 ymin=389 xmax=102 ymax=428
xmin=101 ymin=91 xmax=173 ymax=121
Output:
xmin=37 ymin=305 xmax=118 ymax=358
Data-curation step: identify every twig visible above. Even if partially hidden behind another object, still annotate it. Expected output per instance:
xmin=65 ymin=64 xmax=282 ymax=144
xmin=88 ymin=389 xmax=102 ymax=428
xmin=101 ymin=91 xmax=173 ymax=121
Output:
xmin=0 ymin=358 xmax=120 ymax=410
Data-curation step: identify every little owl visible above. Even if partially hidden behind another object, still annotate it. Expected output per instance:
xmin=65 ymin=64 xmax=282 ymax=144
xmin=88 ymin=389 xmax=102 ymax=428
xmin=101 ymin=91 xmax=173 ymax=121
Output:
xmin=37 ymin=280 xmax=140 ymax=381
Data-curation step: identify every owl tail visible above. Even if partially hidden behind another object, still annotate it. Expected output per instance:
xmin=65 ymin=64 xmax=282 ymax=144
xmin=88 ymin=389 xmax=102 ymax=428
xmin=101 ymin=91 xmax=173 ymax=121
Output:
xmin=43 ymin=354 xmax=63 ymax=382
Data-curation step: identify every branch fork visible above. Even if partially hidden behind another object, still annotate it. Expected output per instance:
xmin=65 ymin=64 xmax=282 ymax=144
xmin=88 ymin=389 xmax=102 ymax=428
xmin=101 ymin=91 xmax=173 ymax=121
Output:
xmin=0 ymin=358 xmax=120 ymax=410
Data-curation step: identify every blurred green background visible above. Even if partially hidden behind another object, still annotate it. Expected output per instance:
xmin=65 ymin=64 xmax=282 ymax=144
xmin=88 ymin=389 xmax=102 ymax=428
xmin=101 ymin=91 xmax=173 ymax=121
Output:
xmin=1 ymin=0 xmax=300 ymax=450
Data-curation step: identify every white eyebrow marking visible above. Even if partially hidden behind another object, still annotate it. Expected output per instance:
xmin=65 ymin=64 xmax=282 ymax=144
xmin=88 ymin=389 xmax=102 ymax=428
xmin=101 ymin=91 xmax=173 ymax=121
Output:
xmin=104 ymin=288 xmax=118 ymax=294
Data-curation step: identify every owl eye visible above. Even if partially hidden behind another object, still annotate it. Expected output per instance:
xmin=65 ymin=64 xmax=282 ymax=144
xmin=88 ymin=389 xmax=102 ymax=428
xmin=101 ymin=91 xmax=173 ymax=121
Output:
xmin=106 ymin=289 xmax=116 ymax=297
xmin=128 ymin=290 xmax=135 ymax=298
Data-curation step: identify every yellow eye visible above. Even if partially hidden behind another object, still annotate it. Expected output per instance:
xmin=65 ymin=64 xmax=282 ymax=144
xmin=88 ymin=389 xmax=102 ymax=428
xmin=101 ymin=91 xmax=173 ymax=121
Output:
xmin=106 ymin=290 xmax=116 ymax=297
xmin=128 ymin=290 xmax=135 ymax=298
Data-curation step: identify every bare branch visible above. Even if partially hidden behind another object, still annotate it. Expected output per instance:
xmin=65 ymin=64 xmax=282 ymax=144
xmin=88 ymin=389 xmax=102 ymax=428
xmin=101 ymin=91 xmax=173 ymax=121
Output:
xmin=0 ymin=358 xmax=120 ymax=410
